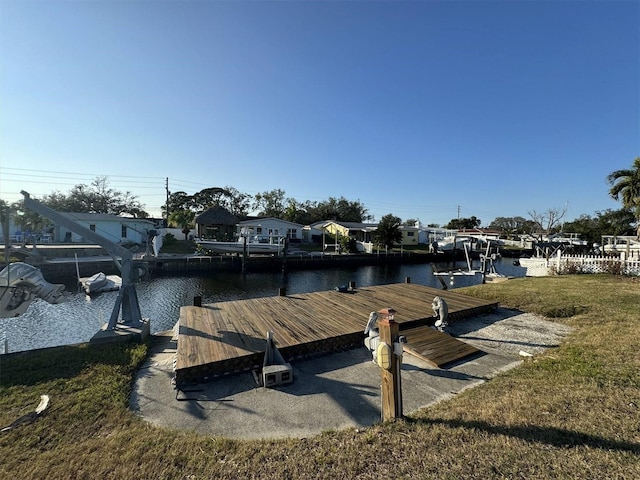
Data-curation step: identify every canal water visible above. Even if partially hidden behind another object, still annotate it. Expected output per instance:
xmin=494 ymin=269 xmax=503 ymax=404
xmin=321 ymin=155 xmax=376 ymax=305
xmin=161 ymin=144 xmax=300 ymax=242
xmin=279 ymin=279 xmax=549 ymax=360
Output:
xmin=0 ymin=258 xmax=525 ymax=353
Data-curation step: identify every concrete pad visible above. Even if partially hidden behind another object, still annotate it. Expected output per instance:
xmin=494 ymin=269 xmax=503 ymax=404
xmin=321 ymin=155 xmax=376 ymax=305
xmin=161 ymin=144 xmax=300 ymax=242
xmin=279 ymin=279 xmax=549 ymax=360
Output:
xmin=130 ymin=308 xmax=572 ymax=440
xmin=90 ymin=319 xmax=151 ymax=345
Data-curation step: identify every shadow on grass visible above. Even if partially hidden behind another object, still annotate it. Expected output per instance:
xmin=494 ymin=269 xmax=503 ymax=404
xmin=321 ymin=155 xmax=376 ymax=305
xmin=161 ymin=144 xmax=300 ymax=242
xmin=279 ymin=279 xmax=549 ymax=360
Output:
xmin=0 ymin=342 xmax=144 ymax=387
xmin=408 ymin=416 xmax=640 ymax=454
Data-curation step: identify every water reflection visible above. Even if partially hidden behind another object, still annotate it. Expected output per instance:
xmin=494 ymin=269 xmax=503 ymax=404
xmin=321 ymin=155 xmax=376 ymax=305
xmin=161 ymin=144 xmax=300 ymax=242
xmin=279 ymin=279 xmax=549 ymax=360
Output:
xmin=0 ymin=258 xmax=524 ymax=353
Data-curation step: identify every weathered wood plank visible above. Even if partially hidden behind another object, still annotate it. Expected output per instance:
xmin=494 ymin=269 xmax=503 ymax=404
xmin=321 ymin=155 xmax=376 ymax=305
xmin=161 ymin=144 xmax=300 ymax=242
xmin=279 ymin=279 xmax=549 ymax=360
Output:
xmin=402 ymin=324 xmax=481 ymax=368
xmin=175 ymin=283 xmax=497 ymax=383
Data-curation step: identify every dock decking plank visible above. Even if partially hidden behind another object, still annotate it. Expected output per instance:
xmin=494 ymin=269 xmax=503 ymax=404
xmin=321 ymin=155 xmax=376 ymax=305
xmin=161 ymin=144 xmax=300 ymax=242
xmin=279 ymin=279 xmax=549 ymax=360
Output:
xmin=175 ymin=283 xmax=497 ymax=383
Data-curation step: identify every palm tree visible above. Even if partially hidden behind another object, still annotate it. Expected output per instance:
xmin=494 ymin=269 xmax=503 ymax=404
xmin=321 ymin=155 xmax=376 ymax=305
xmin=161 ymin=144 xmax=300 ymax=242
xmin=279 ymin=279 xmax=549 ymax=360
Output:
xmin=373 ymin=214 xmax=403 ymax=251
xmin=607 ymin=157 xmax=640 ymax=237
xmin=169 ymin=209 xmax=195 ymax=240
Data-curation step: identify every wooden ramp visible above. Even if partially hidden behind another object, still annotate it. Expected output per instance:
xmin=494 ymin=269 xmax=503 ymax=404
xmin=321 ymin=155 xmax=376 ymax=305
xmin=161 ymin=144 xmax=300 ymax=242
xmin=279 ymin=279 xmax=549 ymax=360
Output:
xmin=401 ymin=326 xmax=481 ymax=368
xmin=175 ymin=283 xmax=497 ymax=384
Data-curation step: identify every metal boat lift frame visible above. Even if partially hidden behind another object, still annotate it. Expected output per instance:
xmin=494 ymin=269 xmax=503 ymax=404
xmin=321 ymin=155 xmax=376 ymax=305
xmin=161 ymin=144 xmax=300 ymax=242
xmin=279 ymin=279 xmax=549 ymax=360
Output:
xmin=21 ymin=191 xmax=143 ymax=330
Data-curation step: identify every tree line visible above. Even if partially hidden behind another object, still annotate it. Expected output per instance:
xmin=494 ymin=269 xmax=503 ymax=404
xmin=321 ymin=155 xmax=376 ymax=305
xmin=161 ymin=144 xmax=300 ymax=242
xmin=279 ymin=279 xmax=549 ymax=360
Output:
xmin=2 ymin=157 xmax=639 ymax=247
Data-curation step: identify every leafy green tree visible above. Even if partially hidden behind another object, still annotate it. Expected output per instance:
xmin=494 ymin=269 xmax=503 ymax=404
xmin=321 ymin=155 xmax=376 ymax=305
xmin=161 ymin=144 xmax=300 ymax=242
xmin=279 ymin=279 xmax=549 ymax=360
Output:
xmin=283 ymin=198 xmax=312 ymax=224
xmin=339 ymin=235 xmax=358 ymax=253
xmin=192 ymin=187 xmax=231 ymax=214
xmin=164 ymin=186 xmax=246 ymax=218
xmin=168 ymin=210 xmax=195 ymax=240
xmin=488 ymin=216 xmax=531 ymax=238
xmin=163 ymin=191 xmax=193 ymax=218
xmin=11 ymin=199 xmax=51 ymax=238
xmin=220 ymin=186 xmax=251 ymax=218
xmin=563 ymin=209 xmax=635 ymax=246
xmin=446 ymin=216 xmax=481 ymax=230
xmin=607 ymin=157 xmax=640 ymax=237
xmin=253 ymin=189 xmax=287 ymax=218
xmin=373 ymin=214 xmax=402 ymax=250
xmin=40 ymin=176 xmax=148 ymax=217
xmin=308 ymin=197 xmax=369 ymax=223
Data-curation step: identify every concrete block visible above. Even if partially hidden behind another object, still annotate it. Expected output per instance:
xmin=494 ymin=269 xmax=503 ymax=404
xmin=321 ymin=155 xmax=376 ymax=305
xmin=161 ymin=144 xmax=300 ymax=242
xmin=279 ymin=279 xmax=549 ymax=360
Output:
xmin=262 ymin=364 xmax=293 ymax=388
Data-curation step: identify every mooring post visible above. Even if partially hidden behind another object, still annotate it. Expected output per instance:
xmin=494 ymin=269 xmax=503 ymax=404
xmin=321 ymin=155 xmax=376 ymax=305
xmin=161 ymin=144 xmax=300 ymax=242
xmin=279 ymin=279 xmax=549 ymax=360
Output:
xmin=377 ymin=307 xmax=403 ymax=421
xmin=193 ymin=296 xmax=202 ymax=307
xmin=241 ymin=236 xmax=247 ymax=275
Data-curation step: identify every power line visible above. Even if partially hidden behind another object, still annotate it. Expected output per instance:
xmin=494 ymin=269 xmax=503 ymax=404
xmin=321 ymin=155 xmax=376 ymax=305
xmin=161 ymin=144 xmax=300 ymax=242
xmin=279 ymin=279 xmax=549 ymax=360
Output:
xmin=0 ymin=167 xmax=166 ymax=181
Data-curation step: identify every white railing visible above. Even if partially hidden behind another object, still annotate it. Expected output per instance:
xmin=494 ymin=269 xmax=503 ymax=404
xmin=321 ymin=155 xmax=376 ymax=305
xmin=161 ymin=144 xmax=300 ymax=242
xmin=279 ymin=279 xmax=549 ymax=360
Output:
xmin=552 ymin=251 xmax=640 ymax=276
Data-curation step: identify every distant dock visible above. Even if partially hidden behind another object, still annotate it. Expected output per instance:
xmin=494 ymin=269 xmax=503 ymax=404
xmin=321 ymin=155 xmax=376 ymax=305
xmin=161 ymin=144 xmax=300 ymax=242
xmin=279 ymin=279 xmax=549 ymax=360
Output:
xmin=175 ymin=283 xmax=498 ymax=385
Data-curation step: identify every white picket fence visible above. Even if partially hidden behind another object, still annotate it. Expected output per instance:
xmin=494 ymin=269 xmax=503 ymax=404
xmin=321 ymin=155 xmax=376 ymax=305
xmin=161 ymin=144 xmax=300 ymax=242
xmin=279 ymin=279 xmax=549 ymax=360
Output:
xmin=534 ymin=251 xmax=640 ymax=276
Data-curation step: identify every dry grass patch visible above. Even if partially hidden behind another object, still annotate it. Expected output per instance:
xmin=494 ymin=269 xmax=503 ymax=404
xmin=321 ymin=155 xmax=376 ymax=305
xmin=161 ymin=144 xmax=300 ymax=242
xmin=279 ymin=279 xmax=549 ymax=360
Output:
xmin=1 ymin=274 xmax=639 ymax=479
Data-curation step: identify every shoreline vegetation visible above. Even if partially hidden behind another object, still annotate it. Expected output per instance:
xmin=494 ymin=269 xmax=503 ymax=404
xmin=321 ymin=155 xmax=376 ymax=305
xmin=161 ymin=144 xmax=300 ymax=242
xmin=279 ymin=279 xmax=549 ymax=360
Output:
xmin=1 ymin=275 xmax=639 ymax=479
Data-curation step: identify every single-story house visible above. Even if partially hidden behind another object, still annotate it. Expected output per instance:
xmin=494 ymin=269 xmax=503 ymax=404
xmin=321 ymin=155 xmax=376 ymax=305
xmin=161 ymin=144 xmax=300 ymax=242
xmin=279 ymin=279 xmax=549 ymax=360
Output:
xmin=320 ymin=221 xmax=378 ymax=244
xmin=237 ymin=218 xmax=304 ymax=244
xmin=302 ymin=221 xmax=329 ymax=243
xmin=55 ymin=213 xmax=155 ymax=245
xmin=195 ymin=207 xmax=238 ymax=241
xmin=399 ymin=224 xmax=420 ymax=246
xmin=318 ymin=220 xmax=424 ymax=250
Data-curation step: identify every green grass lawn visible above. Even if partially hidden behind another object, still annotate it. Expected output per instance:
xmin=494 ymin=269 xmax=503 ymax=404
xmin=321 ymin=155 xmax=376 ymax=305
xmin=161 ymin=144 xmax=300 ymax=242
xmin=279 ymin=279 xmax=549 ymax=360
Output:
xmin=1 ymin=275 xmax=639 ymax=479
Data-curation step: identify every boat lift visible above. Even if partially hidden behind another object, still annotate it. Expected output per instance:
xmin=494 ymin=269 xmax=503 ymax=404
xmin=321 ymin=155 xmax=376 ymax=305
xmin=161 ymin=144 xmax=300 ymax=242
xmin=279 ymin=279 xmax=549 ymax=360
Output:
xmin=21 ymin=191 xmax=144 ymax=330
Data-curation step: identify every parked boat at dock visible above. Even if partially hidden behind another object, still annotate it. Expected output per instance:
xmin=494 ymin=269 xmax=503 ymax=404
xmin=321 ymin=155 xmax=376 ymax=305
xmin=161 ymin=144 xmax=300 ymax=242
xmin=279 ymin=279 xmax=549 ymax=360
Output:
xmin=601 ymin=235 xmax=640 ymax=255
xmin=194 ymin=231 xmax=285 ymax=255
xmin=80 ymin=272 xmax=122 ymax=295
xmin=195 ymin=238 xmax=284 ymax=255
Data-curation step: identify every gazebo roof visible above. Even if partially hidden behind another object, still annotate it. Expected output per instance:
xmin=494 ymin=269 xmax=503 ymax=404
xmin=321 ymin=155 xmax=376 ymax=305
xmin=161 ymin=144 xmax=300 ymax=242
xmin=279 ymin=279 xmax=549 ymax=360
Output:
xmin=195 ymin=206 xmax=238 ymax=226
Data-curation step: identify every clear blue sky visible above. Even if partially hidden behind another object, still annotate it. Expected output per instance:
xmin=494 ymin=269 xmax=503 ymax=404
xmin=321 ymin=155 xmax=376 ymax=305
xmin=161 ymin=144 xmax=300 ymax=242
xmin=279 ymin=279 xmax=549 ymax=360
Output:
xmin=1 ymin=0 xmax=638 ymax=226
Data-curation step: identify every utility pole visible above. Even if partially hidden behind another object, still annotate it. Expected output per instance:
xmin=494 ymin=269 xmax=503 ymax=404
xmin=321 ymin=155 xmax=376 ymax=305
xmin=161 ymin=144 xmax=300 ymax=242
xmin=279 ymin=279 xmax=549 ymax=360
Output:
xmin=165 ymin=177 xmax=170 ymax=222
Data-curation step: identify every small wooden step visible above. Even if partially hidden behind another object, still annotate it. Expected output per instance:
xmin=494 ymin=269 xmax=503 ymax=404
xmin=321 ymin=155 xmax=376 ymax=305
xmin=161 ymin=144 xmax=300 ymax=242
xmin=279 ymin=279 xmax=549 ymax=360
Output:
xmin=401 ymin=325 xmax=481 ymax=367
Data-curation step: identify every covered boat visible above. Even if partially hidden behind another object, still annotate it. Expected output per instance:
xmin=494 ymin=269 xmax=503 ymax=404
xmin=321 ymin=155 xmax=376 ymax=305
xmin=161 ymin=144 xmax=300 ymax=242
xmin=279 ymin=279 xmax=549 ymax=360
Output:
xmin=0 ymin=262 xmax=66 ymax=317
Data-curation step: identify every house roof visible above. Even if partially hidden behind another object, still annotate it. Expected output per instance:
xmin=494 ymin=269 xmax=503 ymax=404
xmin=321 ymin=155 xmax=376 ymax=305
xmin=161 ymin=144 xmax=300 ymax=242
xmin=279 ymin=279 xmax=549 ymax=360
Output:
xmin=195 ymin=206 xmax=238 ymax=226
xmin=59 ymin=212 xmax=154 ymax=225
xmin=238 ymin=217 xmax=303 ymax=228
xmin=323 ymin=221 xmax=379 ymax=231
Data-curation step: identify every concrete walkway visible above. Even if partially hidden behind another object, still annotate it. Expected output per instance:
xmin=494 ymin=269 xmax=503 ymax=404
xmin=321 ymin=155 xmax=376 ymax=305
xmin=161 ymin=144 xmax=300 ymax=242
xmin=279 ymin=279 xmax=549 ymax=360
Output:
xmin=130 ymin=308 xmax=572 ymax=440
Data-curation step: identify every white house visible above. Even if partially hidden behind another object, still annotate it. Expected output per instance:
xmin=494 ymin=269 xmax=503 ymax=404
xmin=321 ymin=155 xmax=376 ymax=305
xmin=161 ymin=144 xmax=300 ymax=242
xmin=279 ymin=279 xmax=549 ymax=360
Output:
xmin=55 ymin=213 xmax=156 ymax=245
xmin=237 ymin=218 xmax=304 ymax=244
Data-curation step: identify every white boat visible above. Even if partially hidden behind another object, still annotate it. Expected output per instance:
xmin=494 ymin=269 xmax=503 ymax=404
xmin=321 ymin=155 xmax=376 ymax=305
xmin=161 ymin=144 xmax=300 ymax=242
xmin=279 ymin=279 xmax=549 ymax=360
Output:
xmin=516 ymin=257 xmax=550 ymax=277
xmin=195 ymin=235 xmax=284 ymax=255
xmin=601 ymin=235 xmax=640 ymax=255
xmin=0 ymin=262 xmax=66 ymax=317
xmin=437 ymin=235 xmax=475 ymax=252
xmin=549 ymin=233 xmax=588 ymax=248
xmin=81 ymin=272 xmax=122 ymax=295
xmin=433 ymin=242 xmax=484 ymax=279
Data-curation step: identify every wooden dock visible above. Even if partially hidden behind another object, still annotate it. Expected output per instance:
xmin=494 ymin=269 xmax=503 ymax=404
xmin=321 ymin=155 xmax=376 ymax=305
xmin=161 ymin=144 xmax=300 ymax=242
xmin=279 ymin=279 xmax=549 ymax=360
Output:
xmin=174 ymin=283 xmax=498 ymax=384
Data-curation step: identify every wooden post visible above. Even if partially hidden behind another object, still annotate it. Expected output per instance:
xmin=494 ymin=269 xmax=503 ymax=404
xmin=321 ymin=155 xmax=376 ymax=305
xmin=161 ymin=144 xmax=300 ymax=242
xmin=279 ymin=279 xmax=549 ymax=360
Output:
xmin=378 ymin=307 xmax=402 ymax=421
xmin=241 ymin=236 xmax=247 ymax=275
xmin=193 ymin=296 xmax=202 ymax=307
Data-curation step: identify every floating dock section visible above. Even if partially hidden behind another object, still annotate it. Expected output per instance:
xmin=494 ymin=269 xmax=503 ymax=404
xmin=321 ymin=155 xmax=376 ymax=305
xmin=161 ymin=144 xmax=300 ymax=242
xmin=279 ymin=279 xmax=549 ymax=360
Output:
xmin=175 ymin=283 xmax=498 ymax=384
